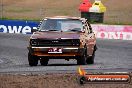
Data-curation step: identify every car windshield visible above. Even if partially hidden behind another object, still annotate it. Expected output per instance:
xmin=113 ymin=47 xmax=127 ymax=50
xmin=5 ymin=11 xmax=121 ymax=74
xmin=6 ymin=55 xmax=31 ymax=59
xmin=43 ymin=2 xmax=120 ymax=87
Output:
xmin=39 ymin=19 xmax=83 ymax=32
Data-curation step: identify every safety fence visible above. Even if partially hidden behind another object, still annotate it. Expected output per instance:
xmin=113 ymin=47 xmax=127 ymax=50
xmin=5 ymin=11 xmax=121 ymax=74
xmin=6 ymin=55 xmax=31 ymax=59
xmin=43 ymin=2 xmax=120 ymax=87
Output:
xmin=0 ymin=20 xmax=132 ymax=40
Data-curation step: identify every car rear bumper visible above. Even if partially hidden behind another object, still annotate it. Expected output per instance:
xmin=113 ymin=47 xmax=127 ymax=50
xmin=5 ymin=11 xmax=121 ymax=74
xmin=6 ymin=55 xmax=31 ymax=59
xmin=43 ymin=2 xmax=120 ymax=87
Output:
xmin=28 ymin=46 xmax=85 ymax=57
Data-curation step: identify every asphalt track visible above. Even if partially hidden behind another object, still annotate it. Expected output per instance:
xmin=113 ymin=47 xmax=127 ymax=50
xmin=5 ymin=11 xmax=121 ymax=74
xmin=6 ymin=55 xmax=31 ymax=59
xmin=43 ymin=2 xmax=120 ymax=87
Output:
xmin=0 ymin=33 xmax=132 ymax=74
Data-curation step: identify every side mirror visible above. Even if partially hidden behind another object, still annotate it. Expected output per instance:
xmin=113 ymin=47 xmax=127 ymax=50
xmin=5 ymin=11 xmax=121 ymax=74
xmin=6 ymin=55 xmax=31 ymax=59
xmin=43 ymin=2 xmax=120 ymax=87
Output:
xmin=31 ymin=20 xmax=42 ymax=33
xmin=31 ymin=29 xmax=38 ymax=33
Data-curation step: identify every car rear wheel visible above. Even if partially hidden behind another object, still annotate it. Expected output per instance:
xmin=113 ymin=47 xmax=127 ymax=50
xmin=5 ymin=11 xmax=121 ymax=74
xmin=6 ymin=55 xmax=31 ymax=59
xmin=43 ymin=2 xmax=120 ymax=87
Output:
xmin=40 ymin=58 xmax=49 ymax=66
xmin=28 ymin=52 xmax=38 ymax=66
xmin=86 ymin=50 xmax=95 ymax=64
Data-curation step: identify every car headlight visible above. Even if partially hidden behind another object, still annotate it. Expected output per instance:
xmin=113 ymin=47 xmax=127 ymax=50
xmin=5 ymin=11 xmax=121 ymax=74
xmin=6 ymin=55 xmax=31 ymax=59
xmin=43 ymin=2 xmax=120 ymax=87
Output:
xmin=30 ymin=39 xmax=37 ymax=46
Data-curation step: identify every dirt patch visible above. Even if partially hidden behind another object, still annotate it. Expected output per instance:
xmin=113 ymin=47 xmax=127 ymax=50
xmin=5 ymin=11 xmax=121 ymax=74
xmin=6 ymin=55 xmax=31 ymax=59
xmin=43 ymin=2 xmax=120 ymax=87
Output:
xmin=0 ymin=73 xmax=132 ymax=88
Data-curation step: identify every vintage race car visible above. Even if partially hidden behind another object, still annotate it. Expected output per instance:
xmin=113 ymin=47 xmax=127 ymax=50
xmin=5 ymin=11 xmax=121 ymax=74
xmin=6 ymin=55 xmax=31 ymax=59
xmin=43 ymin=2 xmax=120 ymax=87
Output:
xmin=27 ymin=16 xmax=97 ymax=66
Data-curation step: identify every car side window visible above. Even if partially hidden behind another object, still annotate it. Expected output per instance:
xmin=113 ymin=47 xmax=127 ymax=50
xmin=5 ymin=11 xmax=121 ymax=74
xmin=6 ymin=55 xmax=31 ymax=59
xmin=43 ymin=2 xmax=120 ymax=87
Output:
xmin=84 ymin=22 xmax=91 ymax=34
xmin=82 ymin=22 xmax=87 ymax=33
xmin=86 ymin=21 xmax=93 ymax=33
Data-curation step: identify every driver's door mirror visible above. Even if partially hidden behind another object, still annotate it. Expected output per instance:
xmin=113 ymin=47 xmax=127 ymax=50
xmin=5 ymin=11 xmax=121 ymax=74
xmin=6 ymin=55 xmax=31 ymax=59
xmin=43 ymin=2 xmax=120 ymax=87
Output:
xmin=31 ymin=29 xmax=38 ymax=33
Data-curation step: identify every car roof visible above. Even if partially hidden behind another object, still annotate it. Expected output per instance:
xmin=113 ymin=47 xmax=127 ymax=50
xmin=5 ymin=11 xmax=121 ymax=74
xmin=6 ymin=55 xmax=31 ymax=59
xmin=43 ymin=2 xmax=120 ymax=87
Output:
xmin=44 ymin=16 xmax=87 ymax=22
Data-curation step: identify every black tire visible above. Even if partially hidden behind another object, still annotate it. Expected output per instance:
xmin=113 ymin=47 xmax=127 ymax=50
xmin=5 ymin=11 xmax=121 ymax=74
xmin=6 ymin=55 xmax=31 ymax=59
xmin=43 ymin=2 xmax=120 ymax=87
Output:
xmin=86 ymin=50 xmax=95 ymax=64
xmin=77 ymin=56 xmax=86 ymax=65
xmin=40 ymin=58 xmax=49 ymax=66
xmin=77 ymin=48 xmax=86 ymax=65
xmin=28 ymin=52 xmax=38 ymax=66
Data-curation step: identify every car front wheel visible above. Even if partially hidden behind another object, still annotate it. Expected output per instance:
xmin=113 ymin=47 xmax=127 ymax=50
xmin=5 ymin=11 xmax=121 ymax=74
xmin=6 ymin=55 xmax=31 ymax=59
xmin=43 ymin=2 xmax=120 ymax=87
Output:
xmin=28 ymin=52 xmax=38 ymax=66
xmin=77 ymin=48 xmax=87 ymax=65
xmin=40 ymin=58 xmax=49 ymax=66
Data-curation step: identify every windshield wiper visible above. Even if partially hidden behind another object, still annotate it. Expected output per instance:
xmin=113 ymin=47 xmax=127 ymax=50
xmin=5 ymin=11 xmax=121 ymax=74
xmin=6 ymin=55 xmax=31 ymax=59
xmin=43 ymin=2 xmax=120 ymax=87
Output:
xmin=39 ymin=29 xmax=59 ymax=32
xmin=69 ymin=28 xmax=81 ymax=32
xmin=48 ymin=29 xmax=59 ymax=31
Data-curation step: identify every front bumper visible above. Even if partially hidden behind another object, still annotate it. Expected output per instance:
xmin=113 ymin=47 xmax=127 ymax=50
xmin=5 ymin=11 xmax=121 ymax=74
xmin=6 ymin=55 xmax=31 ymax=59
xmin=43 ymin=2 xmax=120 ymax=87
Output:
xmin=28 ymin=46 xmax=84 ymax=58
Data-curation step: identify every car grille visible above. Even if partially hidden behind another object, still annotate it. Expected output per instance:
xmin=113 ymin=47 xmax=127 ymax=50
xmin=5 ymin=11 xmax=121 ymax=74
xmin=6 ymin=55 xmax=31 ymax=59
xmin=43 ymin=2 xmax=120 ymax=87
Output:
xmin=31 ymin=39 xmax=80 ymax=47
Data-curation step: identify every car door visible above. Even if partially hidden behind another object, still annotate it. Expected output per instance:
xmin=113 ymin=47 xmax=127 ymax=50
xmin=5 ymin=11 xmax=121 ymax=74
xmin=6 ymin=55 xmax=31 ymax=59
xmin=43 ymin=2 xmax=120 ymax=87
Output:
xmin=85 ymin=21 xmax=96 ymax=56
